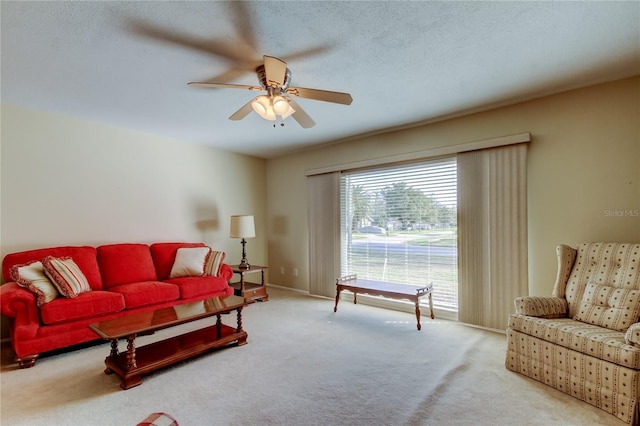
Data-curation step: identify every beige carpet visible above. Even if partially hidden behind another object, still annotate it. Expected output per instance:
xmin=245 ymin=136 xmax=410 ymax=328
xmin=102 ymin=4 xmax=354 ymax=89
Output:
xmin=0 ymin=287 xmax=626 ymax=425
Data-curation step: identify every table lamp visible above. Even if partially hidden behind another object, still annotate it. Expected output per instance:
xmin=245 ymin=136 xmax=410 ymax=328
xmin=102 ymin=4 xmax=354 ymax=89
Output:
xmin=230 ymin=215 xmax=255 ymax=269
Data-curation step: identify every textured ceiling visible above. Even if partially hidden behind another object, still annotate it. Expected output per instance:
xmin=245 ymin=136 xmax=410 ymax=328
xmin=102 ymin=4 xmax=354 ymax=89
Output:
xmin=2 ymin=1 xmax=639 ymax=158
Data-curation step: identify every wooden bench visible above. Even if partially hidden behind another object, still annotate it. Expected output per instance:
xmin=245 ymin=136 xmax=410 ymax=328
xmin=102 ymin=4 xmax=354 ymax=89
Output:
xmin=333 ymin=275 xmax=434 ymax=330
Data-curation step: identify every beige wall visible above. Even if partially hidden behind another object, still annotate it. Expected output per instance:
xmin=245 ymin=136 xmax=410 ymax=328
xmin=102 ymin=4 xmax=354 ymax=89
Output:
xmin=266 ymin=76 xmax=640 ymax=296
xmin=0 ymin=105 xmax=268 ymax=275
xmin=1 ymin=77 xmax=638 ymax=339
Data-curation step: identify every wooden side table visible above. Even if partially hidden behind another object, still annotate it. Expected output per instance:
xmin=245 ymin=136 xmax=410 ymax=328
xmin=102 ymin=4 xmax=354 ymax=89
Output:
xmin=230 ymin=265 xmax=269 ymax=302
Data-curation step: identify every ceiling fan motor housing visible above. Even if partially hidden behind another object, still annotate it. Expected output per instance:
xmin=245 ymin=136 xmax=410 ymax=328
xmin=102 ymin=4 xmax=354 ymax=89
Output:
xmin=256 ymin=65 xmax=292 ymax=91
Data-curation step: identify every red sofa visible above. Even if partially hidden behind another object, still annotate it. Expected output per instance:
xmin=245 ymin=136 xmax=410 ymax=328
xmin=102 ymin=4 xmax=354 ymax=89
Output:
xmin=0 ymin=242 xmax=233 ymax=368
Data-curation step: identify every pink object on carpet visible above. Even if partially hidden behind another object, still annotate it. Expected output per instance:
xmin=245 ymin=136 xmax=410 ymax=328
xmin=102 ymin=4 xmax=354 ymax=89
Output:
xmin=137 ymin=412 xmax=179 ymax=426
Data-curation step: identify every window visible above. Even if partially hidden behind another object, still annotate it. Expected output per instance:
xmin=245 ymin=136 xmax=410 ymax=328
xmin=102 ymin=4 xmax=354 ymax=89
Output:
xmin=340 ymin=156 xmax=458 ymax=311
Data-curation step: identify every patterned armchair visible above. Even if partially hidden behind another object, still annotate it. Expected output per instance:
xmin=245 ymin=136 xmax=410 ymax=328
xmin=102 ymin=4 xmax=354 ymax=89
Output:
xmin=506 ymin=243 xmax=640 ymax=424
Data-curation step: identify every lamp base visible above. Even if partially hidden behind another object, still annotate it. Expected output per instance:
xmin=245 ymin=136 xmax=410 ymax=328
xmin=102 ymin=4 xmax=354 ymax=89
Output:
xmin=238 ymin=238 xmax=250 ymax=269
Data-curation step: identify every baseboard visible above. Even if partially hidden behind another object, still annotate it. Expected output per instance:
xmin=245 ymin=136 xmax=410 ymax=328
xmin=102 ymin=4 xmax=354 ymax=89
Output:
xmin=266 ymin=283 xmax=311 ymax=295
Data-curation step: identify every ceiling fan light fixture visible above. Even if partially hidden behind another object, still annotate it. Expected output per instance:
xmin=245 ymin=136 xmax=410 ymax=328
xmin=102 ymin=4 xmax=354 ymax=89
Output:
xmin=271 ymin=95 xmax=289 ymax=115
xmin=272 ymin=95 xmax=296 ymax=120
xmin=281 ymin=107 xmax=295 ymax=120
xmin=251 ymin=95 xmax=275 ymax=120
xmin=189 ymin=55 xmax=351 ymax=128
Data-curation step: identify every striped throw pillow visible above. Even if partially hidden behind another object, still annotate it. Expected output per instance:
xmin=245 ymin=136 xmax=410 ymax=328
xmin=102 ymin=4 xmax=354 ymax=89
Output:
xmin=204 ymin=250 xmax=226 ymax=277
xmin=10 ymin=260 xmax=60 ymax=306
xmin=42 ymin=256 xmax=91 ymax=298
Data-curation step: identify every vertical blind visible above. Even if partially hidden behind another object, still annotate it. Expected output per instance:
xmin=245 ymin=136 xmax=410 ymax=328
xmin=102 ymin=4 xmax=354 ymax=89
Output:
xmin=308 ymin=173 xmax=341 ymax=297
xmin=339 ymin=157 xmax=458 ymax=310
xmin=457 ymin=144 xmax=528 ymax=330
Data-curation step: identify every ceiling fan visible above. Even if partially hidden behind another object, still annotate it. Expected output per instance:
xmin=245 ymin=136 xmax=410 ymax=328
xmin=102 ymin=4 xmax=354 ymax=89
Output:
xmin=188 ymin=55 xmax=353 ymax=128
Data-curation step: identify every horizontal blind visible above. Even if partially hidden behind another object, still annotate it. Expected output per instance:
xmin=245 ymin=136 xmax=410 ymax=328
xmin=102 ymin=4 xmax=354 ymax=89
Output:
xmin=340 ymin=157 xmax=458 ymax=310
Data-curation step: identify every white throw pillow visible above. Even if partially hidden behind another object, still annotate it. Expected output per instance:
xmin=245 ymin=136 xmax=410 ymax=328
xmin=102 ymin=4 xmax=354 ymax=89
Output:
xmin=10 ymin=260 xmax=60 ymax=306
xmin=169 ymin=247 xmax=211 ymax=278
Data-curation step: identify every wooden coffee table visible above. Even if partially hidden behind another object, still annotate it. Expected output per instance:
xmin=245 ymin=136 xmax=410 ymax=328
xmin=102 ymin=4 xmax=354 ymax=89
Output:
xmin=334 ymin=275 xmax=434 ymax=330
xmin=89 ymin=295 xmax=248 ymax=390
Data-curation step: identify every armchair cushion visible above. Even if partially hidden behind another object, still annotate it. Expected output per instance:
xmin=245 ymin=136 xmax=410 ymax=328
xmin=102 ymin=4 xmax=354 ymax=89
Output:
xmin=508 ymin=315 xmax=640 ymax=369
xmin=625 ymin=323 xmax=640 ymax=347
xmin=574 ymin=282 xmax=640 ymax=331
xmin=514 ymin=296 xmax=567 ymax=318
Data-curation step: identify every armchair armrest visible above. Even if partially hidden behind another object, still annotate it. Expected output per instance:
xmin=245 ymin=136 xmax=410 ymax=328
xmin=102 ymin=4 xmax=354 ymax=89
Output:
xmin=625 ymin=323 xmax=640 ymax=347
xmin=514 ymin=296 xmax=568 ymax=318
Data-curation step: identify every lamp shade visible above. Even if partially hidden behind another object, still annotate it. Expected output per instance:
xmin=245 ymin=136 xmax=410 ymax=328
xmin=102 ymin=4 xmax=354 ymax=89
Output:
xmin=271 ymin=95 xmax=289 ymax=115
xmin=251 ymin=96 xmax=276 ymax=120
xmin=230 ymin=215 xmax=256 ymax=239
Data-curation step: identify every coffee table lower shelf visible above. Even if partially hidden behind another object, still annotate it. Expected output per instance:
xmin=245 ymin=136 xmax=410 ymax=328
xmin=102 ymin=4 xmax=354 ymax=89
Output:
xmin=104 ymin=324 xmax=247 ymax=390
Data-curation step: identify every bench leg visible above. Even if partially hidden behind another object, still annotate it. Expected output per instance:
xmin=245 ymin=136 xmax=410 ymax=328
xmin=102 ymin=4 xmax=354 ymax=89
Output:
xmin=428 ymin=293 xmax=435 ymax=319
xmin=334 ymin=287 xmax=342 ymax=312
xmin=415 ymin=301 xmax=421 ymax=330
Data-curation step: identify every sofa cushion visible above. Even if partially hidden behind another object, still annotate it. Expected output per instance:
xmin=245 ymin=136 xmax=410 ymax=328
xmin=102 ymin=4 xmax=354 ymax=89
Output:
xmin=109 ymin=281 xmax=180 ymax=309
xmin=97 ymin=244 xmax=157 ymax=288
xmin=164 ymin=276 xmax=232 ymax=299
xmin=10 ymin=260 xmax=59 ymax=306
xmin=2 ymin=246 xmax=103 ymax=290
xmin=169 ymin=247 xmax=210 ymax=278
xmin=42 ymin=256 xmax=92 ymax=298
xmin=574 ymin=282 xmax=640 ymax=331
xmin=509 ymin=315 xmax=640 ymax=369
xmin=40 ymin=291 xmax=125 ymax=325
xmin=150 ymin=242 xmax=206 ymax=280
xmin=204 ymin=250 xmax=226 ymax=277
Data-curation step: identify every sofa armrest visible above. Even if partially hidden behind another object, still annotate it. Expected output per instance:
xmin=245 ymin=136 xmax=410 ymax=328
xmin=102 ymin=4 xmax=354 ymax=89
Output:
xmin=0 ymin=282 xmax=41 ymax=338
xmin=514 ymin=296 xmax=568 ymax=318
xmin=625 ymin=323 xmax=640 ymax=347
xmin=219 ymin=263 xmax=233 ymax=281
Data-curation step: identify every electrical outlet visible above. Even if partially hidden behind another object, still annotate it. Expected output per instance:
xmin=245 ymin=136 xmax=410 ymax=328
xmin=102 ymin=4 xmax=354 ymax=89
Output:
xmin=293 ymin=268 xmax=298 ymax=277
xmin=280 ymin=267 xmax=285 ymax=275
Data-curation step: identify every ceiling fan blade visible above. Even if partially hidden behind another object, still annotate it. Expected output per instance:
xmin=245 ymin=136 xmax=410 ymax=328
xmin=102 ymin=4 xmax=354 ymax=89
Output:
xmin=229 ymin=1 xmax=260 ymax=58
xmin=188 ymin=82 xmax=262 ymax=91
xmin=229 ymin=100 xmax=255 ymax=121
xmin=263 ymin=55 xmax=287 ymax=87
xmin=287 ymin=98 xmax=316 ymax=128
xmin=286 ymin=86 xmax=353 ymax=105
xmin=128 ymin=19 xmax=252 ymax=63
xmin=282 ymin=44 xmax=333 ymax=62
